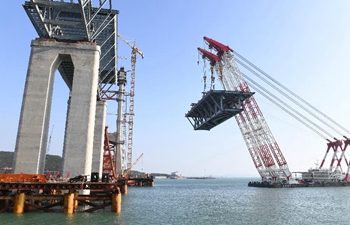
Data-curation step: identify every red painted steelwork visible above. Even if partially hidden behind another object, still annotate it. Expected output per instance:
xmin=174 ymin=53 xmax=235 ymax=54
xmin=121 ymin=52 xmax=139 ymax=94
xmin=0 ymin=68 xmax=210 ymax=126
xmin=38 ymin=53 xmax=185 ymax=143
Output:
xmin=197 ymin=47 xmax=220 ymax=66
xmin=199 ymin=36 xmax=291 ymax=180
xmin=103 ymin=126 xmax=117 ymax=179
xmin=203 ymin=36 xmax=233 ymax=58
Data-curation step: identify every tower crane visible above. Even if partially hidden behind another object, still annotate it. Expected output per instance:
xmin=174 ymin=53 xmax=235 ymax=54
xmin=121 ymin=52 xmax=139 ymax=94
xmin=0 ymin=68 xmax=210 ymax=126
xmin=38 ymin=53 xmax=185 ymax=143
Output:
xmin=117 ymin=33 xmax=144 ymax=170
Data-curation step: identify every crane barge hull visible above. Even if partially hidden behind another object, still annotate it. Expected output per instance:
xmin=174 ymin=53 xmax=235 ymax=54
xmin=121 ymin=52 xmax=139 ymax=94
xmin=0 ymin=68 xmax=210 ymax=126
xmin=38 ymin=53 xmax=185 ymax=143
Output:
xmin=248 ymin=181 xmax=350 ymax=188
xmin=249 ymin=168 xmax=349 ymax=188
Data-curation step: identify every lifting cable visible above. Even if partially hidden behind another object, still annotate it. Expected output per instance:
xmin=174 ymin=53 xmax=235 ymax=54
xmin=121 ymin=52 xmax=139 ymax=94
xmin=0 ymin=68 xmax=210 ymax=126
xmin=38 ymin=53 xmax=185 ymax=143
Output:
xmin=241 ymin=72 xmax=332 ymax=140
xmin=233 ymin=51 xmax=350 ymax=136
xmin=219 ymin=56 xmax=331 ymax=140
xmin=235 ymin=57 xmax=344 ymax=138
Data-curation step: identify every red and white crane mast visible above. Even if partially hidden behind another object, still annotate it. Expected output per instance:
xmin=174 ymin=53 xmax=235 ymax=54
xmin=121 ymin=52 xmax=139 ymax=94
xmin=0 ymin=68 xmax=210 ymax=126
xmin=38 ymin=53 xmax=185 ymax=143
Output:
xmin=197 ymin=48 xmax=266 ymax=178
xmin=199 ymin=37 xmax=292 ymax=181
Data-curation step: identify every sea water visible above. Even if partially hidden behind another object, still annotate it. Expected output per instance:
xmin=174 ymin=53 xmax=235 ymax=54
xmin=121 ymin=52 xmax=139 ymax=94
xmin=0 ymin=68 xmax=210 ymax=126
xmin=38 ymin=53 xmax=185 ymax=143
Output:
xmin=1 ymin=178 xmax=350 ymax=225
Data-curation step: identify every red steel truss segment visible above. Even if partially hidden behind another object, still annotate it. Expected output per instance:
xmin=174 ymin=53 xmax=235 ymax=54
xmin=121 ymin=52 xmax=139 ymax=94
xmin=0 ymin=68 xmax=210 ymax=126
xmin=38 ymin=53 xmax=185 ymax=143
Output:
xmin=319 ymin=139 xmax=340 ymax=169
xmin=204 ymin=36 xmax=233 ymax=57
xmin=329 ymin=139 xmax=343 ymax=168
xmin=103 ymin=126 xmax=117 ymax=178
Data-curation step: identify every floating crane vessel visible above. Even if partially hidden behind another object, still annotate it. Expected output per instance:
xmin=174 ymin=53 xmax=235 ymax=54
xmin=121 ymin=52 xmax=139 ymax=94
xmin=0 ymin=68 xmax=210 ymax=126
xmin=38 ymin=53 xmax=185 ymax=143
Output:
xmin=187 ymin=37 xmax=350 ymax=187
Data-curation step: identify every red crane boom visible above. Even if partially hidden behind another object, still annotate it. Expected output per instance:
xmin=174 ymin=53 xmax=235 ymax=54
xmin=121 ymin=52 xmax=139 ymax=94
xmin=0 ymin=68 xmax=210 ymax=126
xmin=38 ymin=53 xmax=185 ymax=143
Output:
xmin=199 ymin=37 xmax=291 ymax=181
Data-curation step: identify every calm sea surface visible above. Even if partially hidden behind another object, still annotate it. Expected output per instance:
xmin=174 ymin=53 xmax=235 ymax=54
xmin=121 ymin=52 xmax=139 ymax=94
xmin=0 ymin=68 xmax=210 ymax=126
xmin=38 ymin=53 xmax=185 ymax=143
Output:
xmin=1 ymin=178 xmax=350 ymax=225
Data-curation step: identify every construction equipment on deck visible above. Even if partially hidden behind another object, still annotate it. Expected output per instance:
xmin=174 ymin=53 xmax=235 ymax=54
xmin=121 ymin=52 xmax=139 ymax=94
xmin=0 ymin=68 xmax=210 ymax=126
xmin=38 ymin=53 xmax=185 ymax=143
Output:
xmin=124 ymin=153 xmax=144 ymax=177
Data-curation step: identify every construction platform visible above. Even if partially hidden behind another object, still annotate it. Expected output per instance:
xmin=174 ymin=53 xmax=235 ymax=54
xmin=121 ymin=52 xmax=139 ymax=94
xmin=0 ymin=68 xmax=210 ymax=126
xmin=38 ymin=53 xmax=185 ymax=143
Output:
xmin=0 ymin=178 xmax=154 ymax=214
xmin=185 ymin=90 xmax=254 ymax=130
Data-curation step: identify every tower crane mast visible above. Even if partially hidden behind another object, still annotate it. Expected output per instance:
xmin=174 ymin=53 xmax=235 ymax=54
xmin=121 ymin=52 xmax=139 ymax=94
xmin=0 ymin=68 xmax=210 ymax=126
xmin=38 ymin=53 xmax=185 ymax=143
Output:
xmin=198 ymin=37 xmax=291 ymax=182
xmin=117 ymin=33 xmax=144 ymax=169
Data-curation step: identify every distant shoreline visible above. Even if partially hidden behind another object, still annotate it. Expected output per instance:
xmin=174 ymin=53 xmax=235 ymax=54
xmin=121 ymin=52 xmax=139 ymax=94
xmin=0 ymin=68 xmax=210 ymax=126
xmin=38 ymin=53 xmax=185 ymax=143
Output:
xmin=186 ymin=176 xmax=215 ymax=179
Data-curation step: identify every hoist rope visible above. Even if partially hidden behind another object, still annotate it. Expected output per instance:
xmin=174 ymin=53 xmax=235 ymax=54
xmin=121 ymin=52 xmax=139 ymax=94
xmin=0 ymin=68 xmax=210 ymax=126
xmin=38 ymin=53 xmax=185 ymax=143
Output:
xmin=235 ymin=57 xmax=344 ymax=138
xmin=243 ymin=75 xmax=329 ymax=140
xmin=234 ymin=51 xmax=350 ymax=136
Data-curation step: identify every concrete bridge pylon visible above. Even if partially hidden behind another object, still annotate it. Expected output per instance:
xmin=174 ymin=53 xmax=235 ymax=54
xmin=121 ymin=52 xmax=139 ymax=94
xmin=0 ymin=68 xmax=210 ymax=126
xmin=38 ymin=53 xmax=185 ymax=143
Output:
xmin=13 ymin=38 xmax=101 ymax=177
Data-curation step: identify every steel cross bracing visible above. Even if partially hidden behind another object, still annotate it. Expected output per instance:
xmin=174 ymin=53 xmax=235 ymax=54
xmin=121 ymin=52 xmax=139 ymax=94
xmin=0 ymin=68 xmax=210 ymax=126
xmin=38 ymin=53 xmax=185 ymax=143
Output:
xmin=198 ymin=37 xmax=292 ymax=181
xmin=23 ymin=0 xmax=119 ymax=99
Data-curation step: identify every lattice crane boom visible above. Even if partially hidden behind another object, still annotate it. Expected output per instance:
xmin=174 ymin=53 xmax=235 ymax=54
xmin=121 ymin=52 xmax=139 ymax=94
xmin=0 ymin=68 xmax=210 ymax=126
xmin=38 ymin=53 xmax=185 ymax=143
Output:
xmin=199 ymin=37 xmax=292 ymax=181
xmin=124 ymin=153 xmax=144 ymax=176
xmin=198 ymin=36 xmax=350 ymax=182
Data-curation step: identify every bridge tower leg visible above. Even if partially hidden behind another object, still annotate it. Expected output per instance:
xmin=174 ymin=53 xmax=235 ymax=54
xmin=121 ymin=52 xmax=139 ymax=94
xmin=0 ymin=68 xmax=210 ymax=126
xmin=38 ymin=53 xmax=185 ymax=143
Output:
xmin=92 ymin=101 xmax=107 ymax=178
xmin=13 ymin=39 xmax=63 ymax=174
xmin=61 ymin=41 xmax=100 ymax=178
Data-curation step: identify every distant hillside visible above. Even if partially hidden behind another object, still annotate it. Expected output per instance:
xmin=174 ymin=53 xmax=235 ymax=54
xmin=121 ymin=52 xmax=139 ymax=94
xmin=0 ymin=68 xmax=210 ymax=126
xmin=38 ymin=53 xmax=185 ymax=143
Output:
xmin=0 ymin=151 xmax=62 ymax=174
xmin=0 ymin=151 xmax=14 ymax=173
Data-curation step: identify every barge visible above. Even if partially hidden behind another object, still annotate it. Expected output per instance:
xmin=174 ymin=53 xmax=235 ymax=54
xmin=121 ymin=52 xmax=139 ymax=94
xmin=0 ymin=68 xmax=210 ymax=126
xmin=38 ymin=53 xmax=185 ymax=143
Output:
xmin=248 ymin=167 xmax=348 ymax=188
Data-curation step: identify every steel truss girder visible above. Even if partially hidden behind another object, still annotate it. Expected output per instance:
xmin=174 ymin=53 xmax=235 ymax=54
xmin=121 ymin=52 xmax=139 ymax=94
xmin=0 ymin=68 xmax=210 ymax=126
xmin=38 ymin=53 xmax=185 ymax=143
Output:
xmin=23 ymin=0 xmax=119 ymax=99
xmin=185 ymin=90 xmax=254 ymax=131
xmin=26 ymin=0 xmax=115 ymax=41
xmin=100 ymin=90 xmax=130 ymax=101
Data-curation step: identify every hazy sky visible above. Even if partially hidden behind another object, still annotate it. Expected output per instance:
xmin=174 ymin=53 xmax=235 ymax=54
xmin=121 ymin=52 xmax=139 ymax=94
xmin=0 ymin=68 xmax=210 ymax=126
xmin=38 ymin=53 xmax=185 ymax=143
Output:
xmin=1 ymin=0 xmax=350 ymax=177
